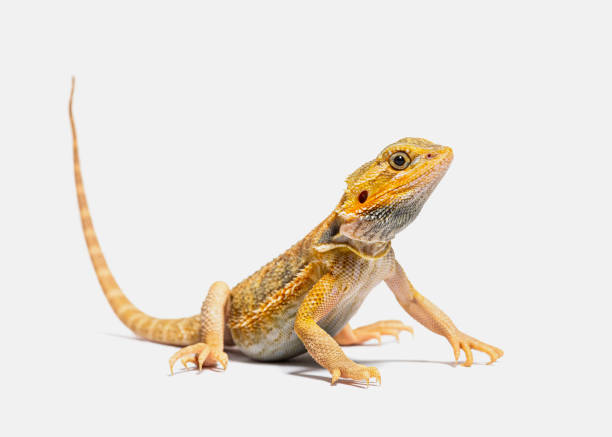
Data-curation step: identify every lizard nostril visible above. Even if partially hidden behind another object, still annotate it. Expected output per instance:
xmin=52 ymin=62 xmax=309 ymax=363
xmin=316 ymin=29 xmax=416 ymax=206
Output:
xmin=358 ymin=190 xmax=368 ymax=203
xmin=426 ymin=153 xmax=433 ymax=158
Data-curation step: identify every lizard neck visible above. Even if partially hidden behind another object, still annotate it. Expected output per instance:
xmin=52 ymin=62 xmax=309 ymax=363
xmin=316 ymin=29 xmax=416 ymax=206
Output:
xmin=309 ymin=212 xmax=392 ymax=260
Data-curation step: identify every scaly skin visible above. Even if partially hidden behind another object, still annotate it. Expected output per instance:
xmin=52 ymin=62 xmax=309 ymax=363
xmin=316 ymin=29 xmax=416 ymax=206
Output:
xmin=71 ymin=79 xmax=503 ymax=385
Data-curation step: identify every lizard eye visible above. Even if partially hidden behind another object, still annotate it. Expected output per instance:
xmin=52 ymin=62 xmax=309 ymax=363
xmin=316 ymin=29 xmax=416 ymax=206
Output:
xmin=389 ymin=151 xmax=410 ymax=170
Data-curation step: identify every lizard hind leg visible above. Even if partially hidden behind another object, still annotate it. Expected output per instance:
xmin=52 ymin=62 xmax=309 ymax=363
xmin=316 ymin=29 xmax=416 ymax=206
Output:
xmin=334 ymin=321 xmax=414 ymax=346
xmin=169 ymin=281 xmax=231 ymax=375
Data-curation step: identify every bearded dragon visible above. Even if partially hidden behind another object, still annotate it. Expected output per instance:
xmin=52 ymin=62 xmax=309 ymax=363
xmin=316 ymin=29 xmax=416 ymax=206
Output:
xmin=70 ymin=79 xmax=503 ymax=385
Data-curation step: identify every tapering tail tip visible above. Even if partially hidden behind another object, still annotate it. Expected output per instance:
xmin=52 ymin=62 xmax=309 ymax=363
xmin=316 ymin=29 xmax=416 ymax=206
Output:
xmin=70 ymin=79 xmax=200 ymax=347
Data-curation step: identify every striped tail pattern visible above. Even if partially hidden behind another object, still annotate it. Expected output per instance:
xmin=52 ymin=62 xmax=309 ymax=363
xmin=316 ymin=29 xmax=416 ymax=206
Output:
xmin=70 ymin=78 xmax=200 ymax=346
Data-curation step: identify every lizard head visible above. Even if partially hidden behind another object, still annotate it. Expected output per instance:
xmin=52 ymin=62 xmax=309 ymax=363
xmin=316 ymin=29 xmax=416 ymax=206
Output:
xmin=335 ymin=137 xmax=453 ymax=242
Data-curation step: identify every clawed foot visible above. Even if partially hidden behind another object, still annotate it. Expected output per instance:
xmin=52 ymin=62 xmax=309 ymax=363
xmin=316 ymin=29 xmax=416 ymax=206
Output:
xmin=169 ymin=343 xmax=229 ymax=375
xmin=335 ymin=320 xmax=413 ymax=346
xmin=354 ymin=320 xmax=414 ymax=344
xmin=330 ymin=363 xmax=381 ymax=386
xmin=448 ymin=331 xmax=504 ymax=367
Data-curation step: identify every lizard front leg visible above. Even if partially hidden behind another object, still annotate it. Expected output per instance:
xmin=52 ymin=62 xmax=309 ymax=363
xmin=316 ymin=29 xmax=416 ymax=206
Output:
xmin=385 ymin=261 xmax=503 ymax=366
xmin=169 ymin=281 xmax=230 ymax=374
xmin=295 ymin=274 xmax=381 ymax=385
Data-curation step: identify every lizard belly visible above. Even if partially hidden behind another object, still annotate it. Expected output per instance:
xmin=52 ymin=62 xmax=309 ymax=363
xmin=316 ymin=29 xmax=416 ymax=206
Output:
xmin=231 ymin=254 xmax=395 ymax=361
xmin=230 ymin=295 xmax=306 ymax=362
xmin=232 ymin=280 xmax=381 ymax=361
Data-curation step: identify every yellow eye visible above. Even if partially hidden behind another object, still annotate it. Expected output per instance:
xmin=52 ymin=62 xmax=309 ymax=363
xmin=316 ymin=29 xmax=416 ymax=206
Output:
xmin=389 ymin=151 xmax=410 ymax=170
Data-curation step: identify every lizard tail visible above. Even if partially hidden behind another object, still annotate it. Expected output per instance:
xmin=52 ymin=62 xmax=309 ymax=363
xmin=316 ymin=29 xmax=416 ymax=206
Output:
xmin=70 ymin=78 xmax=199 ymax=346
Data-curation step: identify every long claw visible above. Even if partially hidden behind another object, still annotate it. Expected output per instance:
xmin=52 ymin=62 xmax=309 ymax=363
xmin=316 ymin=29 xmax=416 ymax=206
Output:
xmin=219 ymin=353 xmax=229 ymax=370
xmin=461 ymin=343 xmax=474 ymax=367
xmin=197 ymin=344 xmax=211 ymax=371
xmin=371 ymin=368 xmax=381 ymax=386
xmin=484 ymin=345 xmax=503 ymax=364
xmin=331 ymin=369 xmax=341 ymax=385
xmin=451 ymin=340 xmax=460 ymax=362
